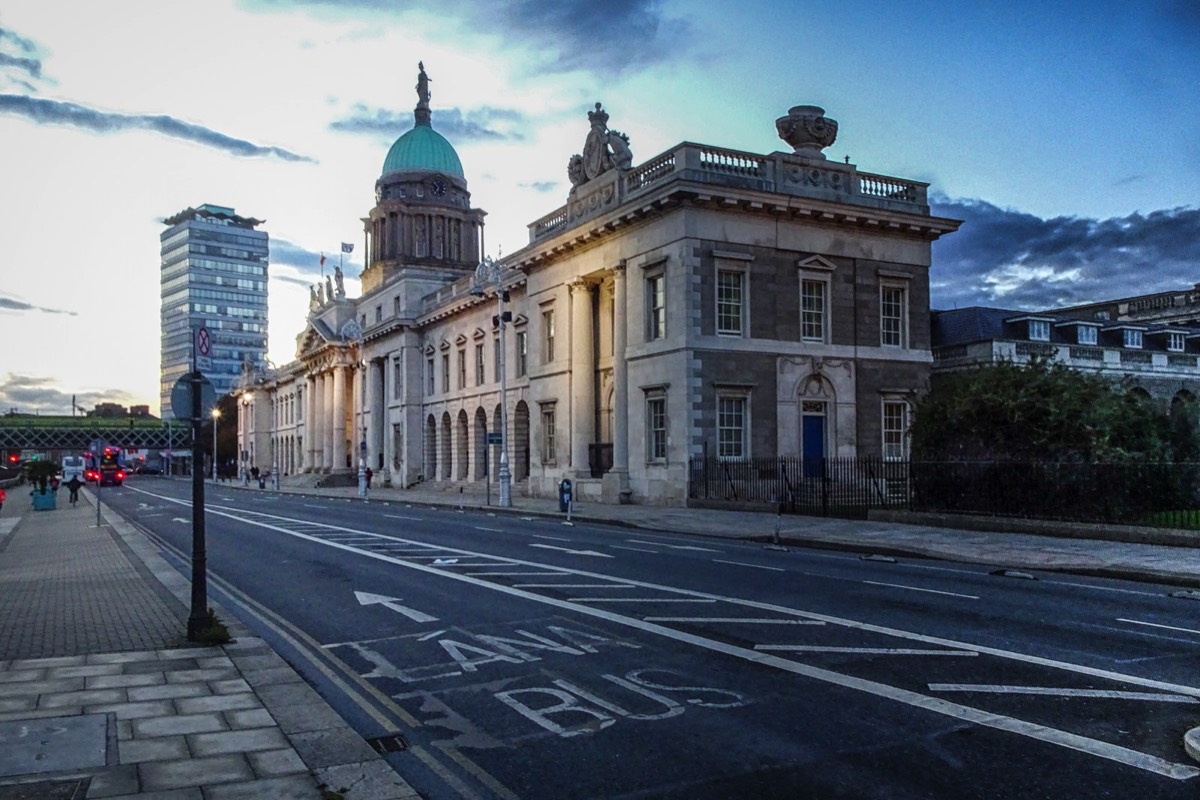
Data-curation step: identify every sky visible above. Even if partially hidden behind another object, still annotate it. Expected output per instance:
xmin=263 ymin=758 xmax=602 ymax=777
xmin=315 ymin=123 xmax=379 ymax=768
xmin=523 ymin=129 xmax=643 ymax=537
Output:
xmin=1 ymin=0 xmax=1197 ymax=417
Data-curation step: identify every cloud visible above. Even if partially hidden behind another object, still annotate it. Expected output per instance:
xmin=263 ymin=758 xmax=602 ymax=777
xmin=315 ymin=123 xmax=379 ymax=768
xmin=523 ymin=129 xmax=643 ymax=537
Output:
xmin=930 ymin=197 xmax=1200 ymax=311
xmin=0 ymin=52 xmax=41 ymax=80
xmin=0 ymin=295 xmax=77 ymax=316
xmin=0 ymin=373 xmax=134 ymax=416
xmin=241 ymin=0 xmax=687 ymax=74
xmin=269 ymin=238 xmax=358 ymax=279
xmin=330 ymin=103 xmax=526 ymax=142
xmin=521 ymin=181 xmax=559 ymax=193
xmin=0 ymin=94 xmax=317 ymax=162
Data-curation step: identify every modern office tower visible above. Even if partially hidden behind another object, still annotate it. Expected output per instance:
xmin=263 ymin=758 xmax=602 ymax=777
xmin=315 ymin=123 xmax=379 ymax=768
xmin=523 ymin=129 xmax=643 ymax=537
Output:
xmin=159 ymin=204 xmax=269 ymax=416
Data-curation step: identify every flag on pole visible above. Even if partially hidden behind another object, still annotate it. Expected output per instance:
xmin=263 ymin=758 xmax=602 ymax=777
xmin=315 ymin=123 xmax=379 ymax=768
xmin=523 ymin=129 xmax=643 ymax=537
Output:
xmin=320 ymin=253 xmax=326 ymax=266
xmin=341 ymin=242 xmax=354 ymax=253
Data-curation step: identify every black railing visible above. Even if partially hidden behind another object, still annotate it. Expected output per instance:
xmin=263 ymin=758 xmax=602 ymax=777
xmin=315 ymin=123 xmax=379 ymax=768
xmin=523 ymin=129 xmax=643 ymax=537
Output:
xmin=687 ymin=457 xmax=1200 ymax=529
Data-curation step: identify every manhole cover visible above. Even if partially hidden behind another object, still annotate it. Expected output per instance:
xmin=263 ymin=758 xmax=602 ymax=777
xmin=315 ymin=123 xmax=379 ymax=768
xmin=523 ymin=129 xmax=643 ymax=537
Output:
xmin=0 ymin=778 xmax=89 ymax=799
xmin=0 ymin=714 xmax=112 ymax=778
xmin=366 ymin=734 xmax=409 ymax=754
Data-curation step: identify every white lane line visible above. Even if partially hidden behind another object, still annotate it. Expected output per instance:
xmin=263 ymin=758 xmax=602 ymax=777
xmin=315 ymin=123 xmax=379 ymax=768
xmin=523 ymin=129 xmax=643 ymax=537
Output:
xmin=627 ymin=539 xmax=722 ymax=552
xmin=645 ymin=617 xmax=825 ymax=625
xmin=928 ymin=684 xmax=1199 ymax=703
xmin=303 ymin=504 xmax=327 ymax=509
xmin=530 ymin=534 xmax=571 ymax=541
xmin=474 ymin=527 xmax=504 ymax=533
xmin=134 ymin=488 xmax=1200 ymax=780
xmin=514 ymin=584 xmax=636 ymax=589
xmin=610 ymin=545 xmax=659 ymax=554
xmin=467 ymin=571 xmax=572 ymax=577
xmin=862 ymin=580 xmax=979 ymax=600
xmin=1118 ymin=618 xmax=1200 ymax=637
xmin=714 ymin=559 xmax=785 ymax=572
xmin=384 ymin=514 xmax=423 ymax=521
xmin=568 ymin=598 xmax=717 ymax=603
xmin=530 ymin=544 xmax=611 ymax=557
xmin=757 ymin=646 xmax=978 ymax=656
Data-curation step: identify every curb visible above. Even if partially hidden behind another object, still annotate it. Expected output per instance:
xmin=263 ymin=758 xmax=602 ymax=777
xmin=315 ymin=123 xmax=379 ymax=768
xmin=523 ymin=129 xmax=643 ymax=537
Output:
xmin=1187 ymin=726 xmax=1200 ymax=765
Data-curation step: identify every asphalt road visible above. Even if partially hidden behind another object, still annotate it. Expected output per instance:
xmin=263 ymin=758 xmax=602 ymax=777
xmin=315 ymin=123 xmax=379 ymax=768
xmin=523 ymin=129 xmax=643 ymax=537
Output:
xmin=103 ymin=477 xmax=1200 ymax=799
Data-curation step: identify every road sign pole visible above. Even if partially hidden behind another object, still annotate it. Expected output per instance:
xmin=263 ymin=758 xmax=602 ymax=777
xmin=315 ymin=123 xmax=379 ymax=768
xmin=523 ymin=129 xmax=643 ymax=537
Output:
xmin=188 ymin=338 xmax=210 ymax=640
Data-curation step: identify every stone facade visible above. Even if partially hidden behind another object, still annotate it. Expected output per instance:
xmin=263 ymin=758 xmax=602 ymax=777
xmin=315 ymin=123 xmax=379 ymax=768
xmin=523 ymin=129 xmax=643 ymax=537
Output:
xmin=238 ymin=78 xmax=960 ymax=505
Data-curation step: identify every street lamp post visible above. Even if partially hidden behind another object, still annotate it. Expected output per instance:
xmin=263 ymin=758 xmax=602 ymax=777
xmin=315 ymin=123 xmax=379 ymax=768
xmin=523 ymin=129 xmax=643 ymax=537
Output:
xmin=211 ymin=408 xmax=220 ymax=483
xmin=357 ymin=360 xmax=367 ymax=497
xmin=471 ymin=256 xmax=511 ymax=507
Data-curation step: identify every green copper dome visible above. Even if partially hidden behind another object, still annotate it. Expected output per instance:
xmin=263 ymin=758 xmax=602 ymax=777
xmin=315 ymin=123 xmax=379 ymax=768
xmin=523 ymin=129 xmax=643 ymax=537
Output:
xmin=381 ymin=122 xmax=464 ymax=181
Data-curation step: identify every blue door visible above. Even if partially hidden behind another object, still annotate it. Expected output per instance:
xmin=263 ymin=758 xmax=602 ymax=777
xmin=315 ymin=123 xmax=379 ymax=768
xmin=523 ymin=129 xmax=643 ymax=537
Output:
xmin=802 ymin=414 xmax=825 ymax=477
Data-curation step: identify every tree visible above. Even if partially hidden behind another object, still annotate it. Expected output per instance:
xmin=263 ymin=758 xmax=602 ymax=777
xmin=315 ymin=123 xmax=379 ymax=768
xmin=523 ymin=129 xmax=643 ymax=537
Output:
xmin=912 ymin=357 xmax=1196 ymax=463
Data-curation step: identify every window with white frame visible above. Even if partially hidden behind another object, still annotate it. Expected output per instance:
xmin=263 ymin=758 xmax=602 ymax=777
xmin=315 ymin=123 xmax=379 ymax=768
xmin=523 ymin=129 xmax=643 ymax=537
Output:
xmin=646 ymin=272 xmax=665 ymax=341
xmin=717 ymin=394 xmax=748 ymax=459
xmin=646 ymin=392 xmax=667 ymax=462
xmin=716 ymin=269 xmax=745 ymax=336
xmin=543 ymin=308 xmax=556 ymax=362
xmin=1168 ymin=332 xmax=1186 ymax=352
xmin=880 ymin=285 xmax=907 ymax=347
xmin=516 ymin=331 xmax=528 ymax=377
xmin=801 ymin=278 xmax=827 ymax=343
xmin=540 ymin=403 xmax=557 ymax=463
xmin=475 ymin=343 xmax=485 ymax=386
xmin=882 ymin=400 xmax=909 ymax=460
xmin=1123 ymin=329 xmax=1143 ymax=349
xmin=1077 ymin=326 xmax=1097 ymax=345
xmin=1029 ymin=319 xmax=1050 ymax=341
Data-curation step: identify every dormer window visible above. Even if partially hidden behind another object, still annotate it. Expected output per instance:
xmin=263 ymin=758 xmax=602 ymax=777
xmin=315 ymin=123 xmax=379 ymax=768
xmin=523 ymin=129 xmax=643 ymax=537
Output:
xmin=1123 ymin=329 xmax=1143 ymax=349
xmin=1077 ymin=326 xmax=1097 ymax=346
xmin=1028 ymin=320 xmax=1050 ymax=341
xmin=1168 ymin=332 xmax=1186 ymax=352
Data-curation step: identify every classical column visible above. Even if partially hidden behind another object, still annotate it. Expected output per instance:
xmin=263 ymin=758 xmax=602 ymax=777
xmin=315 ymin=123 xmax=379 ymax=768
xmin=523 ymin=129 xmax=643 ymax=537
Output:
xmin=569 ymin=279 xmax=595 ymax=477
xmin=370 ymin=358 xmax=385 ymax=473
xmin=310 ymin=373 xmax=323 ymax=472
xmin=332 ymin=362 xmax=347 ymax=471
xmin=609 ymin=263 xmax=631 ymax=502
xmin=323 ymin=370 xmax=335 ymax=471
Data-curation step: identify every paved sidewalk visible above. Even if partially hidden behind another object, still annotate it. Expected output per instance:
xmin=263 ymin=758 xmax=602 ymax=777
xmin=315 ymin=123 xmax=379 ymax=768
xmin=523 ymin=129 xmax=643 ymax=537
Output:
xmin=0 ymin=486 xmax=418 ymax=799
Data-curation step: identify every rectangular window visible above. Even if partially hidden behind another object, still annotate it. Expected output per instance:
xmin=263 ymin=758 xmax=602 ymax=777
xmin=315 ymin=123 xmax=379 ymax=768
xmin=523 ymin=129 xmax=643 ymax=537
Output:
xmin=647 ymin=396 xmax=667 ymax=461
xmin=717 ymin=395 xmax=747 ymax=459
xmin=1168 ymin=332 xmax=1186 ymax=352
xmin=457 ymin=348 xmax=466 ymax=389
xmin=801 ymin=279 xmax=826 ymax=343
xmin=516 ymin=331 xmax=528 ymax=377
xmin=541 ymin=405 xmax=557 ymax=463
xmin=393 ymin=296 xmax=402 ymax=316
xmin=543 ymin=309 xmax=556 ymax=362
xmin=427 ymin=358 xmax=435 ymax=395
xmin=393 ymin=358 xmax=402 ymax=399
xmin=1029 ymin=319 xmax=1050 ymax=341
xmin=296 ymin=388 xmax=302 ymax=420
xmin=493 ymin=338 xmax=501 ymax=383
xmin=881 ymin=286 xmax=907 ymax=347
xmin=1077 ymin=326 xmax=1097 ymax=345
xmin=647 ymin=273 xmax=665 ymax=340
xmin=1123 ymin=329 xmax=1143 ymax=349
xmin=441 ymin=354 xmax=450 ymax=393
xmin=475 ymin=343 xmax=485 ymax=385
xmin=882 ymin=401 xmax=908 ymax=461
xmin=716 ymin=270 xmax=744 ymax=335
xmin=375 ymin=305 xmax=382 ymax=324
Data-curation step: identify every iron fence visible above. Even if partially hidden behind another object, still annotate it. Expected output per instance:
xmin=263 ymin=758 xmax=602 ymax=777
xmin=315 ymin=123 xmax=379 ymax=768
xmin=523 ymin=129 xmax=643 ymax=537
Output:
xmin=687 ymin=457 xmax=1200 ymax=529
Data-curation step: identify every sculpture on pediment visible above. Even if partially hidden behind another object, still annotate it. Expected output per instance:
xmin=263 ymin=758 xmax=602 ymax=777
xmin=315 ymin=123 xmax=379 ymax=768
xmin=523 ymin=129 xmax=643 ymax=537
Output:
xmin=316 ymin=282 xmax=326 ymax=306
xmin=569 ymin=102 xmax=633 ymax=188
xmin=325 ymin=275 xmax=334 ymax=303
xmin=309 ymin=284 xmax=320 ymax=312
xmin=334 ymin=265 xmax=345 ymax=297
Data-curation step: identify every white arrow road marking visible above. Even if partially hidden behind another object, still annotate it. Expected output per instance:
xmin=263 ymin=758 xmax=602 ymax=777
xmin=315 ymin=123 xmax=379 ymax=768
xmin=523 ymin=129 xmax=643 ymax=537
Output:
xmin=171 ymin=517 xmax=189 ymax=523
xmin=354 ymin=591 xmax=438 ymax=623
xmin=928 ymin=684 xmax=1200 ymax=703
xmin=432 ymin=558 xmax=459 ymax=565
xmin=529 ymin=544 xmax=612 ymax=557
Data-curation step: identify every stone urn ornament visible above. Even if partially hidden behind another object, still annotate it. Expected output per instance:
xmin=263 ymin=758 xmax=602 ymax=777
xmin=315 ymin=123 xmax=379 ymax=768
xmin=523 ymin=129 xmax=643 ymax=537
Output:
xmin=776 ymin=105 xmax=838 ymax=160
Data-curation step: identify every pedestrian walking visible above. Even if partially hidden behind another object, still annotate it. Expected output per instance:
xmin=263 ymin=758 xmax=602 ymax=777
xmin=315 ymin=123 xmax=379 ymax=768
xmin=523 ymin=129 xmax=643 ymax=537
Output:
xmin=365 ymin=467 xmax=373 ymax=489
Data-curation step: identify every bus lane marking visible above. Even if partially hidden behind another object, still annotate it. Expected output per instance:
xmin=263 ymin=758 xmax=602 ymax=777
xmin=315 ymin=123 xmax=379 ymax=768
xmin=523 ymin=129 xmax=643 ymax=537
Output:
xmin=146 ymin=495 xmax=1200 ymax=780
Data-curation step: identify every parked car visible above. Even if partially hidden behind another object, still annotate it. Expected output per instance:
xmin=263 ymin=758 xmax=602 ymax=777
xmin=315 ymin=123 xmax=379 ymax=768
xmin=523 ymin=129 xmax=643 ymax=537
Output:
xmin=134 ymin=465 xmax=162 ymax=475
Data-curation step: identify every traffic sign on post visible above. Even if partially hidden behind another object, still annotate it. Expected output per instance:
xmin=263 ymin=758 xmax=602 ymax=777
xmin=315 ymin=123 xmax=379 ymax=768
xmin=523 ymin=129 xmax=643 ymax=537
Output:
xmin=170 ymin=372 xmax=216 ymax=421
xmin=195 ymin=326 xmax=212 ymax=372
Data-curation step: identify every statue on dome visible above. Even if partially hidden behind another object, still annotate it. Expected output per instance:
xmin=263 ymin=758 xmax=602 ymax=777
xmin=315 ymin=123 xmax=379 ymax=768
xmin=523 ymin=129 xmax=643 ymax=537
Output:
xmin=416 ymin=61 xmax=431 ymax=108
xmin=571 ymin=102 xmax=633 ymax=188
xmin=334 ymin=265 xmax=345 ymax=297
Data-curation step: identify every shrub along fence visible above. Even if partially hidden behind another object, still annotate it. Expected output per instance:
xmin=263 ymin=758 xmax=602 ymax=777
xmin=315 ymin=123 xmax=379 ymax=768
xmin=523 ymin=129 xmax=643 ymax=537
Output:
xmin=686 ymin=457 xmax=1200 ymax=528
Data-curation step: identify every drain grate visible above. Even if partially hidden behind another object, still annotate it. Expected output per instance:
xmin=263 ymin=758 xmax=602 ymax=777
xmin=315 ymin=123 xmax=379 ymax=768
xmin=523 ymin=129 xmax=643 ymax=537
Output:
xmin=0 ymin=778 xmax=90 ymax=800
xmin=366 ymin=734 xmax=409 ymax=754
